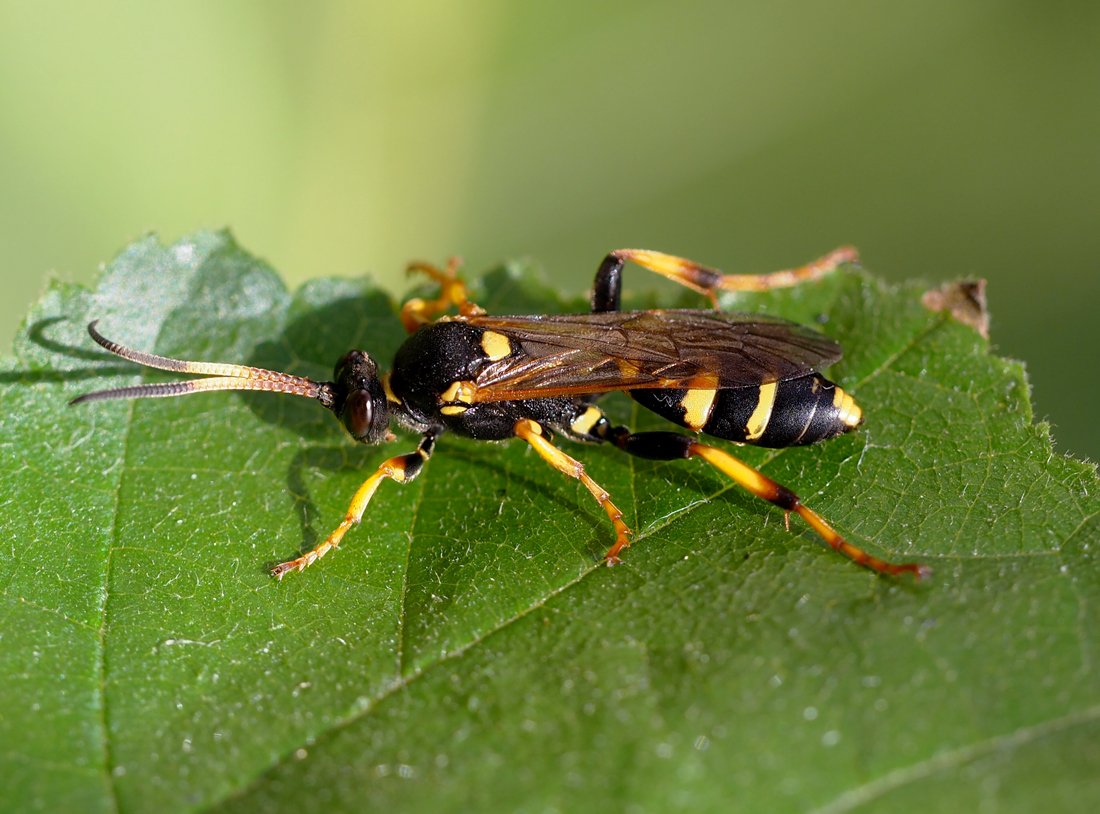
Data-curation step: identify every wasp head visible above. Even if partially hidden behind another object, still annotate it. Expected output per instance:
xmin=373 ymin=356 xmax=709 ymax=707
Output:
xmin=328 ymin=350 xmax=391 ymax=444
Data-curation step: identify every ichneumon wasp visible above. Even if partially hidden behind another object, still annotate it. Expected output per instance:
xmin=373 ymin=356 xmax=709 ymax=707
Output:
xmin=73 ymin=248 xmax=929 ymax=580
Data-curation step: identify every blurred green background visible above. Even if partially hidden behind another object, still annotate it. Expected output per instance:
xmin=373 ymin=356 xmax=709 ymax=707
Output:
xmin=2 ymin=1 xmax=1097 ymax=459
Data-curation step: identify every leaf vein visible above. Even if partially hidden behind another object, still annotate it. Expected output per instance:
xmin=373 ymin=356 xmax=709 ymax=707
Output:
xmin=809 ymin=703 xmax=1100 ymax=814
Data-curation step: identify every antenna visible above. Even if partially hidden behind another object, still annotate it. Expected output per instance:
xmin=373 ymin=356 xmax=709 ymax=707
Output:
xmin=70 ymin=321 xmax=335 ymax=408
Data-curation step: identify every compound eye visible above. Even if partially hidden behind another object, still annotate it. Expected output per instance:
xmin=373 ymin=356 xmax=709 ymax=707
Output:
xmin=342 ymin=389 xmax=374 ymax=440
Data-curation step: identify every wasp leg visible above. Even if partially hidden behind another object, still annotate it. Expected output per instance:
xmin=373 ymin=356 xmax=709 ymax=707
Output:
xmin=401 ymin=256 xmax=486 ymax=332
xmin=514 ymin=419 xmax=632 ymax=563
xmin=592 ymin=246 xmax=859 ymax=311
xmin=271 ymin=434 xmax=436 ymax=579
xmin=604 ymin=428 xmax=929 ymax=578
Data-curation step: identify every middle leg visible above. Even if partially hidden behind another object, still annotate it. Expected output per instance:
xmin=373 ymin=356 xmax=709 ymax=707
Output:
xmin=514 ymin=418 xmax=632 ymax=562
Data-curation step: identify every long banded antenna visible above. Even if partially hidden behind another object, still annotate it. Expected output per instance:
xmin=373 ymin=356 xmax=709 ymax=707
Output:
xmin=71 ymin=321 xmax=335 ymax=408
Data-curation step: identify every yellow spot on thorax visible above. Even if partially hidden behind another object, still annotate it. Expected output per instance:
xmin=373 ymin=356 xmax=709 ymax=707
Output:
xmin=440 ymin=379 xmax=478 ymax=404
xmin=480 ymin=330 xmax=512 ymax=361
xmin=570 ymin=406 xmax=604 ymax=436
xmin=380 ymin=373 xmax=401 ymax=405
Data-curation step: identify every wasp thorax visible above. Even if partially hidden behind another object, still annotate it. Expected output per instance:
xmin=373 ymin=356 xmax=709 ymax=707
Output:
xmin=332 ymin=350 xmax=390 ymax=443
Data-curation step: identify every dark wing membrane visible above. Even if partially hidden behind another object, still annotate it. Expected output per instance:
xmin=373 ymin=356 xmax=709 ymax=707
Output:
xmin=466 ymin=310 xmax=842 ymax=402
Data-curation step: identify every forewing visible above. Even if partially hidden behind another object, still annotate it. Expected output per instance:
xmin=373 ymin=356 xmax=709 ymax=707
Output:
xmin=466 ymin=310 xmax=841 ymax=402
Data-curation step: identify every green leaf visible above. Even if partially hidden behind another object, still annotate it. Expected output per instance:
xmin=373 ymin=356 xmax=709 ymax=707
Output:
xmin=2 ymin=231 xmax=1097 ymax=813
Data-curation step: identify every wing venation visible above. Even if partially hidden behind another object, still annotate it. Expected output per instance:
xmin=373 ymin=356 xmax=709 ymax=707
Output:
xmin=465 ymin=310 xmax=841 ymax=402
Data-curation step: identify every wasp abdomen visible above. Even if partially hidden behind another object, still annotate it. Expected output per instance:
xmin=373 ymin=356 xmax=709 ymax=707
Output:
xmin=630 ymin=373 xmax=862 ymax=448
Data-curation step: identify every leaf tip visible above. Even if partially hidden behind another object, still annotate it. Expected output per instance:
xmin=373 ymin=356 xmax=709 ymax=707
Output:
xmin=922 ymin=279 xmax=990 ymax=339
